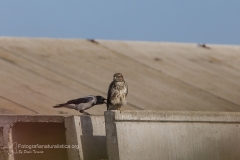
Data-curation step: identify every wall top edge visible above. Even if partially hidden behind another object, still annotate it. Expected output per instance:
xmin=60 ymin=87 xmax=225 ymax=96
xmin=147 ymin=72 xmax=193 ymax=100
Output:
xmin=104 ymin=110 xmax=240 ymax=123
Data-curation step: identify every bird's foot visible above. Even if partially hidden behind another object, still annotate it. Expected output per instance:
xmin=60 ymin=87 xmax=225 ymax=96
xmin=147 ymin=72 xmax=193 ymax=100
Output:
xmin=80 ymin=110 xmax=90 ymax=116
xmin=84 ymin=112 xmax=90 ymax=115
xmin=118 ymin=108 xmax=122 ymax=113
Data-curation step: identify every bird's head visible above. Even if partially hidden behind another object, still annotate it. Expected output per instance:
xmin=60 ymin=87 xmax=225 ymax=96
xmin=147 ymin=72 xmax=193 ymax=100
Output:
xmin=96 ymin=96 xmax=107 ymax=105
xmin=113 ymin=73 xmax=124 ymax=82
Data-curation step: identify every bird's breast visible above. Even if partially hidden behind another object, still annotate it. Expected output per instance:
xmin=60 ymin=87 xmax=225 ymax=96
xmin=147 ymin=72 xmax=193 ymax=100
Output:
xmin=110 ymin=82 xmax=127 ymax=105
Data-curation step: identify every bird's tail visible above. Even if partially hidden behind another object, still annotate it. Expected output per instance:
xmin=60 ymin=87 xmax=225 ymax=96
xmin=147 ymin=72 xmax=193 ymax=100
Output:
xmin=53 ymin=104 xmax=77 ymax=110
xmin=53 ymin=103 xmax=67 ymax=108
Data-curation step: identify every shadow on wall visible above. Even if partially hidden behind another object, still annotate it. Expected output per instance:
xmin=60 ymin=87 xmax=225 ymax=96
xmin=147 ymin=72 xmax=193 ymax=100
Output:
xmin=80 ymin=116 xmax=107 ymax=160
xmin=12 ymin=122 xmax=68 ymax=160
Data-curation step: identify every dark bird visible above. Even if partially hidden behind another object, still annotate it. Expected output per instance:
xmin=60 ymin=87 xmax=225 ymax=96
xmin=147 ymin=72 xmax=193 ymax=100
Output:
xmin=107 ymin=73 xmax=128 ymax=111
xmin=198 ymin=43 xmax=211 ymax=49
xmin=53 ymin=95 xmax=107 ymax=115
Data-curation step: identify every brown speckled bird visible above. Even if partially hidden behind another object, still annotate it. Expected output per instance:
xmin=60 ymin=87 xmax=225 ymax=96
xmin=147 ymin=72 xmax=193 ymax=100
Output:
xmin=107 ymin=73 xmax=128 ymax=111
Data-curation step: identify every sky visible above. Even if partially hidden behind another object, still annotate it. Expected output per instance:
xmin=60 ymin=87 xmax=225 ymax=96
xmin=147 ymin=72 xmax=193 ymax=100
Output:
xmin=0 ymin=1 xmax=240 ymax=45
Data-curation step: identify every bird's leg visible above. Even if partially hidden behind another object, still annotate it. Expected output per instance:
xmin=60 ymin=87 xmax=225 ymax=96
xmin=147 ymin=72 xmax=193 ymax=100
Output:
xmin=84 ymin=112 xmax=90 ymax=115
xmin=80 ymin=110 xmax=90 ymax=115
xmin=118 ymin=107 xmax=122 ymax=113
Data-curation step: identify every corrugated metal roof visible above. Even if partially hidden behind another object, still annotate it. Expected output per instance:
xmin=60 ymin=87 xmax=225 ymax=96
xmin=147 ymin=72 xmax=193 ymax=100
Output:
xmin=0 ymin=37 xmax=239 ymax=115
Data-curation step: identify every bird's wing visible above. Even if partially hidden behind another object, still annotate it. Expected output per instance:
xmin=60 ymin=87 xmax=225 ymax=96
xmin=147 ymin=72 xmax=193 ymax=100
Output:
xmin=77 ymin=102 xmax=93 ymax=111
xmin=107 ymin=81 xmax=115 ymax=110
xmin=125 ymin=82 xmax=128 ymax=97
xmin=66 ymin=96 xmax=93 ymax=105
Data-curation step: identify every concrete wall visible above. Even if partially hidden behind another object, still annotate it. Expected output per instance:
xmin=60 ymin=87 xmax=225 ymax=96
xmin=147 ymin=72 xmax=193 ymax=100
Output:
xmin=2 ymin=111 xmax=240 ymax=160
xmin=105 ymin=110 xmax=240 ymax=160
xmin=65 ymin=116 xmax=107 ymax=160
xmin=0 ymin=115 xmax=107 ymax=160
xmin=0 ymin=115 xmax=66 ymax=160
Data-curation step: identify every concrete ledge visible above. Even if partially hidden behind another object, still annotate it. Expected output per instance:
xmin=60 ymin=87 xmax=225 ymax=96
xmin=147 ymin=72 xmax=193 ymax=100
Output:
xmin=105 ymin=110 xmax=240 ymax=160
xmin=0 ymin=115 xmax=65 ymax=123
xmin=110 ymin=110 xmax=240 ymax=122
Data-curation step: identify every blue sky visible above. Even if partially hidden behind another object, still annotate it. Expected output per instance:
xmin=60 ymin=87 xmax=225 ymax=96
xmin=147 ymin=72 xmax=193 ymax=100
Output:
xmin=1 ymin=1 xmax=240 ymax=45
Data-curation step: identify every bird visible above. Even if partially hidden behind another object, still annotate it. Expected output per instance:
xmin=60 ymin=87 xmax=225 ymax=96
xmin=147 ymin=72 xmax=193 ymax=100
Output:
xmin=198 ymin=43 xmax=211 ymax=49
xmin=53 ymin=95 xmax=107 ymax=115
xmin=107 ymin=73 xmax=128 ymax=111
